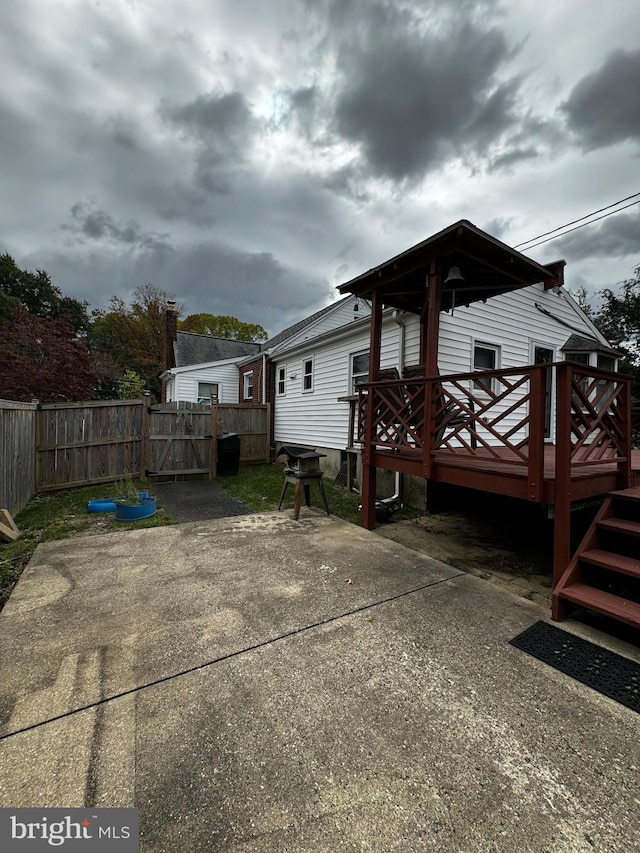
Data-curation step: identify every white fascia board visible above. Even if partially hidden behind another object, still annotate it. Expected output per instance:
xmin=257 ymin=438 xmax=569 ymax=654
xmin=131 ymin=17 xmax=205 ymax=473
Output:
xmin=560 ymin=289 xmax=611 ymax=347
xmin=163 ymin=355 xmax=247 ymax=377
xmin=237 ymin=352 xmax=265 ymax=367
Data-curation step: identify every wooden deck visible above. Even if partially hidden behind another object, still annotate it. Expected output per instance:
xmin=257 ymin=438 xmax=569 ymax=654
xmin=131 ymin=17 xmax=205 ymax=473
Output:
xmin=371 ymin=445 xmax=640 ymax=504
xmin=356 ymin=360 xmax=636 ymax=602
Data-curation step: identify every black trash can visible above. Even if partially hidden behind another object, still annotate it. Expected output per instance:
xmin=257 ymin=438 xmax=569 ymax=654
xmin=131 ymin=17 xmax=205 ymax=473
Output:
xmin=216 ymin=433 xmax=241 ymax=476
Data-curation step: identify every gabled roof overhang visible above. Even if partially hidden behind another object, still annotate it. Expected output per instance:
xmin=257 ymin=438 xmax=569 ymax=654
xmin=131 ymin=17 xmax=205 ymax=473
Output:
xmin=337 ymin=219 xmax=565 ymax=313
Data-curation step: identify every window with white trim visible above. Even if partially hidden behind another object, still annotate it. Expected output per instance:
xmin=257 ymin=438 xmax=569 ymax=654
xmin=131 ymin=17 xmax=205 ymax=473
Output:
xmin=277 ymin=366 xmax=286 ymax=396
xmin=472 ymin=343 xmax=500 ymax=393
xmin=243 ymin=371 xmax=253 ymax=400
xmin=302 ymin=358 xmax=313 ymax=392
xmin=197 ymin=382 xmax=219 ymax=404
xmin=350 ymin=351 xmax=369 ymax=393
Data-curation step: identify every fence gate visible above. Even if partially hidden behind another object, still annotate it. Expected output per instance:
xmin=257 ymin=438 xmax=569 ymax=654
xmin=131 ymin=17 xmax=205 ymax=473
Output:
xmin=147 ymin=403 xmax=212 ymax=478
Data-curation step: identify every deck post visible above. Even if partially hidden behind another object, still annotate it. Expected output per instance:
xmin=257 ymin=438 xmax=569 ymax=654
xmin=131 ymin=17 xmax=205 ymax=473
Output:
xmin=423 ymin=261 xmax=441 ymax=479
xmin=553 ymin=362 xmax=572 ymax=591
xmin=361 ymin=290 xmax=383 ymax=528
xmin=619 ymin=374 xmax=632 ymax=490
xmin=527 ymin=366 xmax=545 ymax=502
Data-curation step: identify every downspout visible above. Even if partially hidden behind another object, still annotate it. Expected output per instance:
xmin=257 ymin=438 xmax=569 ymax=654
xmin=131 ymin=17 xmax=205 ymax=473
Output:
xmin=262 ymin=352 xmax=267 ymax=403
xmin=378 ymin=310 xmax=406 ymax=506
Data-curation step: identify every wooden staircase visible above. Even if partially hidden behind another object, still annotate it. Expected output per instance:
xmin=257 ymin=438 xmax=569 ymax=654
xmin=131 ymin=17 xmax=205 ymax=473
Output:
xmin=553 ymin=488 xmax=640 ymax=628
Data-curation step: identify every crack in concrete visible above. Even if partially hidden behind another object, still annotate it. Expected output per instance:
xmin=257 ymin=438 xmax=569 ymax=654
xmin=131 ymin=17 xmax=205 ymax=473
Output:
xmin=0 ymin=571 xmax=466 ymax=742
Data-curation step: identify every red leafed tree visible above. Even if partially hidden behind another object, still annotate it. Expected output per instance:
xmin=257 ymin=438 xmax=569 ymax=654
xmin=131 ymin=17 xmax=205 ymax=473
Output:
xmin=0 ymin=306 xmax=97 ymax=402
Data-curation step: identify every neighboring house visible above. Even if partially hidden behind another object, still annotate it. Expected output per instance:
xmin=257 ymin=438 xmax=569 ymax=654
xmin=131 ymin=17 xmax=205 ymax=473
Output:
xmin=161 ymin=302 xmax=261 ymax=403
xmin=160 ymin=296 xmax=367 ymax=445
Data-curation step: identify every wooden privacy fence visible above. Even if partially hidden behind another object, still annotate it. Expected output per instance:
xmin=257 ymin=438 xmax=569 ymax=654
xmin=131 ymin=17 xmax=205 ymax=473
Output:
xmin=36 ymin=398 xmax=145 ymax=491
xmin=211 ymin=404 xmax=271 ymax=465
xmin=30 ymin=399 xmax=269 ymax=492
xmin=0 ymin=399 xmax=38 ymax=517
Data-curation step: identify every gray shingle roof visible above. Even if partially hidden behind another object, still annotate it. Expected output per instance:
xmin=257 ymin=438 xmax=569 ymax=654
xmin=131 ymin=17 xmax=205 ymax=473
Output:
xmin=174 ymin=332 xmax=261 ymax=367
xmin=261 ymin=297 xmax=351 ymax=352
xmin=561 ymin=333 xmax=619 ymax=357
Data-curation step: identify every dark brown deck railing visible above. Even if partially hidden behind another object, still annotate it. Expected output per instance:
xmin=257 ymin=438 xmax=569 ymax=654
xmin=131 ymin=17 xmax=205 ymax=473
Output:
xmin=356 ymin=361 xmax=631 ymax=501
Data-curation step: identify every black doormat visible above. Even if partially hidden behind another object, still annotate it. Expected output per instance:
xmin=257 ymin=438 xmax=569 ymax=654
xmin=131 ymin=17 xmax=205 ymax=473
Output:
xmin=510 ymin=620 xmax=640 ymax=714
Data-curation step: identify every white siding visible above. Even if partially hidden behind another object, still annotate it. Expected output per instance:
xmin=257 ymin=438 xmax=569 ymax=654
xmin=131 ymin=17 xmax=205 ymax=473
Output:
xmin=274 ymin=283 xmax=604 ymax=450
xmin=402 ymin=285 xmax=600 ymax=374
xmin=167 ymin=362 xmax=241 ymax=404
xmin=274 ymin=316 xmax=400 ymax=450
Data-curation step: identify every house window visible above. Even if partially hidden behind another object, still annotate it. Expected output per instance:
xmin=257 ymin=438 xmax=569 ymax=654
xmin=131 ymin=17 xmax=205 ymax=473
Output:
xmin=473 ymin=343 xmax=499 ymax=393
xmin=565 ymin=352 xmax=590 ymax=365
xmin=597 ymin=354 xmax=616 ymax=372
xmin=303 ymin=358 xmax=313 ymax=392
xmin=277 ymin=366 xmax=286 ymax=396
xmin=243 ymin=371 xmax=253 ymax=400
xmin=350 ymin=351 xmax=369 ymax=393
xmin=197 ymin=382 xmax=219 ymax=404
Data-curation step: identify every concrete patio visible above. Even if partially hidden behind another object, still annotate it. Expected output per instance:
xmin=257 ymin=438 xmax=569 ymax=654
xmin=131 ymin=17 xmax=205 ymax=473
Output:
xmin=1 ymin=511 xmax=639 ymax=851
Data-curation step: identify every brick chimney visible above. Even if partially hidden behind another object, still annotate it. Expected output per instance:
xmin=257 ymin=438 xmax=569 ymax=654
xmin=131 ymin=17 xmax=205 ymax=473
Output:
xmin=163 ymin=300 xmax=177 ymax=371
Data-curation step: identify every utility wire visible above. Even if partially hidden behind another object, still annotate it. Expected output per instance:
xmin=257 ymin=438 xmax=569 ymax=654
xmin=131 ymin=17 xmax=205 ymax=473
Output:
xmin=514 ymin=191 xmax=640 ymax=249
xmin=519 ymin=199 xmax=640 ymax=251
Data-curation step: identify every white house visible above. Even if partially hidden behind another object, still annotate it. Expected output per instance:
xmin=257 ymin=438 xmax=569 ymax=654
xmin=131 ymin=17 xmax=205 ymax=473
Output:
xmin=160 ymin=308 xmax=262 ymax=404
xmin=160 ymin=295 xmax=367 ymax=408
xmin=158 ymin=223 xmax=618 ymax=509
xmin=271 ymin=281 xmax=617 ymax=479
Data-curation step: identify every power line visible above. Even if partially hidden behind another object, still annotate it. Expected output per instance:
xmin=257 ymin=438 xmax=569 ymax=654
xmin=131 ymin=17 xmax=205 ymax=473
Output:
xmin=514 ymin=190 xmax=640 ymax=249
xmin=519 ymin=199 xmax=640 ymax=251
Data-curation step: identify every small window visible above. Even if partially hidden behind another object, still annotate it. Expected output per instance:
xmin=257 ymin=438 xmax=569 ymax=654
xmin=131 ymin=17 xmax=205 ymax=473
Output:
xmin=597 ymin=354 xmax=616 ymax=372
xmin=303 ymin=358 xmax=313 ymax=392
xmin=473 ymin=343 xmax=499 ymax=393
xmin=277 ymin=366 xmax=286 ymax=396
xmin=565 ymin=352 xmax=590 ymax=365
xmin=197 ymin=382 xmax=219 ymax=404
xmin=243 ymin=371 xmax=253 ymax=400
xmin=350 ymin=351 xmax=369 ymax=393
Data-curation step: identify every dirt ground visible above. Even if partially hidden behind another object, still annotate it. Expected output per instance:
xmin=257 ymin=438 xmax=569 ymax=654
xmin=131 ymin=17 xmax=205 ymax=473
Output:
xmin=375 ymin=492 xmax=560 ymax=610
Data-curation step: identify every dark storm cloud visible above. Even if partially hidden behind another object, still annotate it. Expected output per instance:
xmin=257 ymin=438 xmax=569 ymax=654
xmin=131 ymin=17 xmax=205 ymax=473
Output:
xmin=563 ymin=49 xmax=640 ymax=149
xmin=62 ymin=203 xmax=172 ymax=251
xmin=27 ymin=238 xmax=334 ymax=337
xmin=162 ymin=92 xmax=254 ymax=146
xmin=550 ymin=209 xmax=640 ymax=260
xmin=160 ymin=90 xmax=258 ymax=196
xmin=285 ymin=86 xmax=319 ymax=138
xmin=488 ymin=147 xmax=538 ymax=172
xmin=329 ymin=2 xmax=521 ymax=181
xmin=482 ymin=217 xmax=513 ymax=240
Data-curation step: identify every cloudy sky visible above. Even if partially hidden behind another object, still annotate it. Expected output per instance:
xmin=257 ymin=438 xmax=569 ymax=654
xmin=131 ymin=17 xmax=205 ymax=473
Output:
xmin=1 ymin=0 xmax=639 ymax=336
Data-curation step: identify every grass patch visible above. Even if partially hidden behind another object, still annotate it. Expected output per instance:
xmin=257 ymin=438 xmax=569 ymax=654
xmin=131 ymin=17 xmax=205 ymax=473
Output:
xmin=218 ymin=463 xmax=421 ymax=528
xmin=0 ymin=482 xmax=176 ymax=611
xmin=1 ymin=466 xmax=420 ymax=611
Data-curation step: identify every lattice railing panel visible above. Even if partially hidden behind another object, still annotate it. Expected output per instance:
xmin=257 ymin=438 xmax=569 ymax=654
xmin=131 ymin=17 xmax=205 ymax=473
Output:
xmin=569 ymin=370 xmax=628 ymax=465
xmin=434 ymin=373 xmax=532 ymax=461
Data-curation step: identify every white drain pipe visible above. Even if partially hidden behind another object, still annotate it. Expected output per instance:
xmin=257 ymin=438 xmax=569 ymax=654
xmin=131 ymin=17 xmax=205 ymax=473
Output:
xmin=378 ymin=310 xmax=406 ymax=507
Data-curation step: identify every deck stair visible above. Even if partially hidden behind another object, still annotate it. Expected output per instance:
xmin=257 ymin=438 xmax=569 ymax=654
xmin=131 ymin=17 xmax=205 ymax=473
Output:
xmin=553 ymin=488 xmax=640 ymax=628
